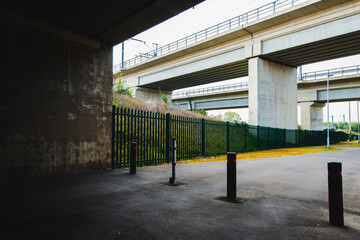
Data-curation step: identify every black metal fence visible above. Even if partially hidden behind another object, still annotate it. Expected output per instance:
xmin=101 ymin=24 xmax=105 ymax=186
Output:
xmin=111 ymin=106 xmax=349 ymax=168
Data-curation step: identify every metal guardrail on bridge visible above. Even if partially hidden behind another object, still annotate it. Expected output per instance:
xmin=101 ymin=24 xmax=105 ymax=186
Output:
xmin=113 ymin=0 xmax=306 ymax=72
xmin=172 ymin=65 xmax=360 ymax=98
xmin=298 ymin=65 xmax=360 ymax=81
xmin=172 ymin=82 xmax=249 ymax=98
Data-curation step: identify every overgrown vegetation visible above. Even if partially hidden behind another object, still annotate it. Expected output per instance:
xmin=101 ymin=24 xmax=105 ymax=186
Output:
xmin=161 ymin=93 xmax=168 ymax=104
xmin=113 ymin=79 xmax=135 ymax=97
xmin=113 ymin=92 xmax=215 ymax=120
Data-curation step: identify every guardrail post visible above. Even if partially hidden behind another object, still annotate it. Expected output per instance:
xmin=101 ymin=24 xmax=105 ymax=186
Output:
xmin=227 ymin=152 xmax=237 ymax=200
xmin=328 ymin=162 xmax=344 ymax=227
xmin=166 ymin=113 xmax=170 ymax=163
xmin=202 ymin=118 xmax=206 ymax=156
xmin=130 ymin=142 xmax=137 ymax=174
xmin=273 ymin=2 xmax=276 ymax=13
xmin=169 ymin=137 xmax=177 ymax=184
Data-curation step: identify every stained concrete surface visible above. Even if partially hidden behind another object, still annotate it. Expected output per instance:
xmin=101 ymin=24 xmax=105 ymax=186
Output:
xmin=2 ymin=148 xmax=360 ymax=240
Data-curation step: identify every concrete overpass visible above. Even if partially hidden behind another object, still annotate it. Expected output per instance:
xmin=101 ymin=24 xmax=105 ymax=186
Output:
xmin=118 ymin=0 xmax=360 ymax=130
xmin=1 ymin=0 xmax=204 ymax=182
xmin=172 ymin=67 xmax=360 ymax=130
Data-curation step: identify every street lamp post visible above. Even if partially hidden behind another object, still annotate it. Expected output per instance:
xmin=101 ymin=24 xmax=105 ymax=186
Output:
xmin=121 ymin=38 xmax=158 ymax=69
xmin=327 ymin=71 xmax=333 ymax=148
xmin=356 ymin=101 xmax=360 ymax=143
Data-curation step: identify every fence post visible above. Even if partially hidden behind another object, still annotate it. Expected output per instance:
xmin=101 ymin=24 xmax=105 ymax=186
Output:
xmin=111 ymin=105 xmax=115 ymax=169
xmin=244 ymin=124 xmax=247 ymax=152
xmin=328 ymin=162 xmax=344 ymax=226
xmin=268 ymin=127 xmax=270 ymax=149
xmin=227 ymin=121 xmax=230 ymax=152
xmin=257 ymin=125 xmax=260 ymax=150
xmin=202 ymin=118 xmax=206 ymax=156
xmin=166 ymin=113 xmax=170 ymax=163
xmin=130 ymin=142 xmax=137 ymax=174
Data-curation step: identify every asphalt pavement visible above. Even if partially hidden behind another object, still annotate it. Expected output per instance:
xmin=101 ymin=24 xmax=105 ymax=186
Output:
xmin=2 ymin=148 xmax=360 ymax=240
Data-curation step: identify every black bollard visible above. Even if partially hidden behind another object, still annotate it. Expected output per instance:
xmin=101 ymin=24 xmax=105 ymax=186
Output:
xmin=130 ymin=142 xmax=137 ymax=174
xmin=227 ymin=152 xmax=237 ymax=200
xmin=328 ymin=162 xmax=344 ymax=226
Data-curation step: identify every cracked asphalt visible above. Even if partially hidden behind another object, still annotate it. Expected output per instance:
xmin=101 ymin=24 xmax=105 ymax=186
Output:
xmin=2 ymin=148 xmax=360 ymax=239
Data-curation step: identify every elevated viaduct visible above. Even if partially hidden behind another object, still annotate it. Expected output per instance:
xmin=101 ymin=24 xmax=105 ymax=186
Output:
xmin=118 ymin=0 xmax=360 ymax=130
xmin=172 ymin=68 xmax=360 ymax=130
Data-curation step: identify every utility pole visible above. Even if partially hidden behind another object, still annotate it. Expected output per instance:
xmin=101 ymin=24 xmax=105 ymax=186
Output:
xmin=357 ymin=101 xmax=360 ymax=143
xmin=349 ymin=102 xmax=352 ymax=136
xmin=327 ymin=72 xmax=332 ymax=148
xmin=343 ymin=114 xmax=345 ymax=129
xmin=332 ymin=115 xmax=334 ymax=129
xmin=121 ymin=42 xmax=124 ymax=68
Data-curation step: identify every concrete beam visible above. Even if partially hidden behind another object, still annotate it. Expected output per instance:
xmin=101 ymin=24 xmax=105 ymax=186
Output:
xmin=262 ymin=14 xmax=360 ymax=56
xmin=138 ymin=48 xmax=245 ymax=87
xmin=317 ymin=87 xmax=360 ymax=102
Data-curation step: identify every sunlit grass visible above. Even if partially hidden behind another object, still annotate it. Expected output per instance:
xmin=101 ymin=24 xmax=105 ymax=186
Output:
xmin=177 ymin=141 xmax=359 ymax=164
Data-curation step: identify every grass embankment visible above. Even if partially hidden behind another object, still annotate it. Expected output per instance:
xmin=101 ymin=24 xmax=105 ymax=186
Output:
xmin=176 ymin=141 xmax=360 ymax=165
xmin=113 ymin=93 xmax=215 ymax=120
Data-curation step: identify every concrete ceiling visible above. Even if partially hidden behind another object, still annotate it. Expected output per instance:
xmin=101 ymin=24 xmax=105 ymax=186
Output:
xmin=263 ymin=30 xmax=360 ymax=67
xmin=1 ymin=0 xmax=205 ymax=46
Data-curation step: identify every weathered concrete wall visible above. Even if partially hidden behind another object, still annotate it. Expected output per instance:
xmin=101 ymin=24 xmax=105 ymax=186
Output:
xmin=0 ymin=20 xmax=113 ymax=182
xmin=135 ymin=87 xmax=172 ymax=104
xmin=299 ymin=102 xmax=325 ymax=130
xmin=248 ymin=57 xmax=297 ymax=129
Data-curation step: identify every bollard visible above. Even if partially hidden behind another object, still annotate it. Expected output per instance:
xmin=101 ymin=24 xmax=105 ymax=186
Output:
xmin=169 ymin=137 xmax=177 ymax=184
xmin=130 ymin=142 xmax=137 ymax=174
xmin=328 ymin=162 xmax=344 ymax=226
xmin=227 ymin=152 xmax=237 ymax=200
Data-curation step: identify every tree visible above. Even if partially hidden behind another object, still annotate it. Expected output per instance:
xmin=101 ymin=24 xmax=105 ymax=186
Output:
xmin=224 ymin=111 xmax=242 ymax=123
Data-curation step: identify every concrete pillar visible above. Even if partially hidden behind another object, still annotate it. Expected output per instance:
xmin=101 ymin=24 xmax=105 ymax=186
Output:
xmin=136 ymin=87 xmax=172 ymax=104
xmin=1 ymin=19 xmax=112 ymax=182
xmin=299 ymin=102 xmax=326 ymax=130
xmin=248 ymin=57 xmax=297 ymax=129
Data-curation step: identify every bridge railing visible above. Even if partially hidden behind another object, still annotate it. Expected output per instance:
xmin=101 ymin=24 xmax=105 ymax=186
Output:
xmin=114 ymin=0 xmax=306 ymax=72
xmin=298 ymin=65 xmax=360 ymax=81
xmin=172 ymin=65 xmax=360 ymax=98
xmin=172 ymin=82 xmax=249 ymax=99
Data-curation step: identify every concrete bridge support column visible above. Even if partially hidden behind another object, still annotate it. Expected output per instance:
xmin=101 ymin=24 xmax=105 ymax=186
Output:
xmin=248 ymin=57 xmax=297 ymax=129
xmin=136 ymin=87 xmax=172 ymax=104
xmin=299 ymin=102 xmax=326 ymax=130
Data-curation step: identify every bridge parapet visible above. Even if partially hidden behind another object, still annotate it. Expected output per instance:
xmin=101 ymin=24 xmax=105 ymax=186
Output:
xmin=113 ymin=0 xmax=307 ymax=72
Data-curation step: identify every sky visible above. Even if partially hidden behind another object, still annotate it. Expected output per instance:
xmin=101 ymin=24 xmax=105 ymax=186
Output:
xmin=113 ymin=0 xmax=360 ymax=125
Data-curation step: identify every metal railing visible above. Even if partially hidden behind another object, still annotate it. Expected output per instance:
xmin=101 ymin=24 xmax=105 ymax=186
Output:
xmin=298 ymin=65 xmax=360 ymax=81
xmin=172 ymin=65 xmax=360 ymax=98
xmin=172 ymin=82 xmax=249 ymax=98
xmin=111 ymin=106 xmax=348 ymax=168
xmin=113 ymin=0 xmax=306 ymax=72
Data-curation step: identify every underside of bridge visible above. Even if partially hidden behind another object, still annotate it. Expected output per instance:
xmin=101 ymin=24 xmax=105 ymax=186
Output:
xmin=0 ymin=0 xmax=204 ymax=182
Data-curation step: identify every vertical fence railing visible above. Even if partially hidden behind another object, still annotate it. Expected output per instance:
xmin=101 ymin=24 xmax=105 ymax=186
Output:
xmin=112 ymin=106 xmax=349 ymax=168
